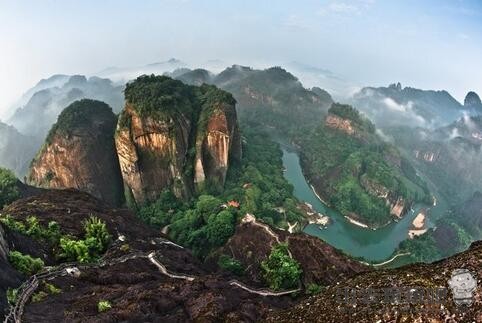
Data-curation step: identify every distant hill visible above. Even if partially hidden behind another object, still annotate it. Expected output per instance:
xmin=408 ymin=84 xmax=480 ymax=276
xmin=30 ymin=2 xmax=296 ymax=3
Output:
xmin=464 ymin=91 xmax=482 ymax=114
xmin=0 ymin=121 xmax=39 ymax=177
xmin=8 ymin=75 xmax=123 ymax=138
xmin=169 ymin=65 xmax=333 ymax=133
xmin=97 ymin=58 xmax=187 ymax=82
xmin=390 ymin=115 xmax=482 ymax=205
xmin=352 ymin=82 xmax=465 ymax=129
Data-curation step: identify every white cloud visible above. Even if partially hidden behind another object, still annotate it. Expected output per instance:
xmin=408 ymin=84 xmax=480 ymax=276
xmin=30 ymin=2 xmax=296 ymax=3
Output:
xmin=283 ymin=15 xmax=310 ymax=30
xmin=380 ymin=98 xmax=428 ymax=126
xmin=317 ymin=0 xmax=375 ymax=16
xmin=382 ymin=97 xmax=407 ymax=112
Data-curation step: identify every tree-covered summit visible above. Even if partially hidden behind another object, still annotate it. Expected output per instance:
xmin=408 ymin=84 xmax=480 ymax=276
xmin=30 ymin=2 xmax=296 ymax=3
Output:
xmin=329 ymin=103 xmax=375 ymax=133
xmin=124 ymin=74 xmax=236 ymax=122
xmin=124 ymin=75 xmax=198 ymax=118
xmin=46 ymin=99 xmax=115 ymax=144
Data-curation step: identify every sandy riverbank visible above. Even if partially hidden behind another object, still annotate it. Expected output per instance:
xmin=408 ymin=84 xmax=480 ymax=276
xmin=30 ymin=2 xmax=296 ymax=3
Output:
xmin=408 ymin=210 xmax=427 ymax=238
xmin=344 ymin=215 xmax=369 ymax=228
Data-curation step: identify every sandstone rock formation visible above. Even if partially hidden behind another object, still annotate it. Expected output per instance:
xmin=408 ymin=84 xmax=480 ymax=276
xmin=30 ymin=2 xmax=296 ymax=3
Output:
xmin=193 ymin=99 xmax=241 ymax=192
xmin=28 ymin=99 xmax=124 ymax=206
xmin=115 ymin=75 xmax=241 ymax=206
xmin=325 ymin=113 xmax=355 ymax=135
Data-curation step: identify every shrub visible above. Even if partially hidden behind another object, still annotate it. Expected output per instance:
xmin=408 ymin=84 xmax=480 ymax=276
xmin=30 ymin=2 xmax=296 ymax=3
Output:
xmin=97 ymin=300 xmax=112 ymax=313
xmin=31 ymin=291 xmax=48 ymax=303
xmin=59 ymin=238 xmax=93 ymax=263
xmin=261 ymin=243 xmax=302 ymax=291
xmin=31 ymin=283 xmax=61 ymax=303
xmin=0 ymin=215 xmax=61 ymax=244
xmin=0 ymin=215 xmax=26 ymax=233
xmin=8 ymin=251 xmax=44 ymax=275
xmin=0 ymin=167 xmax=20 ymax=209
xmin=6 ymin=288 xmax=18 ymax=305
xmin=83 ymin=216 xmax=111 ymax=254
xmin=306 ymin=283 xmax=322 ymax=295
xmin=218 ymin=255 xmax=244 ymax=275
xmin=45 ymin=283 xmax=61 ymax=295
xmin=58 ymin=216 xmax=111 ymax=263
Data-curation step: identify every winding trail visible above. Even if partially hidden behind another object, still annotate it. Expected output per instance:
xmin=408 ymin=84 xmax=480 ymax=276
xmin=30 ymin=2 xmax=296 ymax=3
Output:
xmin=242 ymin=214 xmax=281 ymax=244
xmin=4 ymin=237 xmax=299 ymax=323
xmin=371 ymin=252 xmax=411 ymax=267
xmin=147 ymin=252 xmax=195 ymax=281
xmin=241 ymin=214 xmax=294 ymax=258
xmin=229 ymin=281 xmax=300 ymax=296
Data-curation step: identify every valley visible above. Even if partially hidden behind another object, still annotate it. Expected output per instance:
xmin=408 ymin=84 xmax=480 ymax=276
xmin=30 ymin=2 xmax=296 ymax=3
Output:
xmin=280 ymin=145 xmax=448 ymax=263
xmin=0 ymin=63 xmax=481 ymax=322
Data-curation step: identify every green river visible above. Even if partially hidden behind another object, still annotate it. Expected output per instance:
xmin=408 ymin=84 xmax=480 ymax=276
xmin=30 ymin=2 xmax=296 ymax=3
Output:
xmin=280 ymin=145 xmax=449 ymax=265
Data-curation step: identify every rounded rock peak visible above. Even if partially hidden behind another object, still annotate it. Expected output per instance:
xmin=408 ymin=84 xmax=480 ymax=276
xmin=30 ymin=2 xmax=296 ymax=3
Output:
xmin=464 ymin=91 xmax=481 ymax=107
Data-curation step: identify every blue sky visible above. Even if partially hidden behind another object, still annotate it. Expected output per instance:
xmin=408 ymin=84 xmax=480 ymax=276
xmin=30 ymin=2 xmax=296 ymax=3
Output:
xmin=1 ymin=0 xmax=481 ymax=116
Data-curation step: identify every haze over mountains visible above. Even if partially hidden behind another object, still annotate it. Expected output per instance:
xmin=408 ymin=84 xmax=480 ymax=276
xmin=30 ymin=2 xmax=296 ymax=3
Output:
xmin=1 ymin=59 xmax=480 ymax=180
xmin=1 ymin=60 xmax=482 ymax=322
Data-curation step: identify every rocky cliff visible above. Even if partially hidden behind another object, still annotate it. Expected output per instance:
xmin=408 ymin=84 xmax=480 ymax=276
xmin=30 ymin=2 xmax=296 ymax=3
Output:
xmin=115 ymin=75 xmax=241 ymax=205
xmin=193 ymin=94 xmax=242 ymax=192
xmin=28 ymin=99 xmax=124 ymax=206
xmin=2 ymin=188 xmax=480 ymax=322
xmin=324 ymin=114 xmax=355 ymax=135
xmin=267 ymin=240 xmax=482 ymax=322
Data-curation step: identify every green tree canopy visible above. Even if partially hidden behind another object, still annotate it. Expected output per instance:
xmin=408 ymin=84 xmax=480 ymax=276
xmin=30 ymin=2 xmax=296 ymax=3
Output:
xmin=0 ymin=167 xmax=20 ymax=209
xmin=261 ymin=243 xmax=302 ymax=290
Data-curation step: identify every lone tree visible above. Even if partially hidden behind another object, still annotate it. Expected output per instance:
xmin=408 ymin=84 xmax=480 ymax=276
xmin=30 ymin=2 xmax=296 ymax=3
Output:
xmin=261 ymin=243 xmax=302 ymax=290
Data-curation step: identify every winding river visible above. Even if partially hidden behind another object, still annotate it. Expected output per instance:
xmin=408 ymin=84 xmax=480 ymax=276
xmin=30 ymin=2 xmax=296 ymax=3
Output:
xmin=280 ymin=145 xmax=448 ymax=264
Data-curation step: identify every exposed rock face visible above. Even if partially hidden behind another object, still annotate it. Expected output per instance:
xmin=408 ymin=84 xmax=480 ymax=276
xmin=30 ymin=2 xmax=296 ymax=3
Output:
xmin=115 ymin=103 xmax=193 ymax=203
xmin=28 ymin=99 xmax=124 ymax=206
xmin=194 ymin=102 xmax=241 ymax=191
xmin=414 ymin=149 xmax=439 ymax=162
xmin=267 ymin=241 xmax=482 ymax=323
xmin=389 ymin=197 xmax=405 ymax=218
xmin=325 ymin=114 xmax=355 ymax=135
xmin=360 ymin=176 xmax=407 ymax=219
xmin=115 ymin=75 xmax=241 ymax=205
xmin=464 ymin=91 xmax=481 ymax=107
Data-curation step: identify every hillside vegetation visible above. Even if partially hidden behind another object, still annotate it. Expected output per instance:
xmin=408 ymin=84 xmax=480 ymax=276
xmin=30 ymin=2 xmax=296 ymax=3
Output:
xmin=298 ymin=104 xmax=431 ymax=227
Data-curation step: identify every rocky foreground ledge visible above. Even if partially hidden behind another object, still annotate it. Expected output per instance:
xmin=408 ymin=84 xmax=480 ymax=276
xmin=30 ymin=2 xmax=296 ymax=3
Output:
xmin=1 ymin=188 xmax=480 ymax=322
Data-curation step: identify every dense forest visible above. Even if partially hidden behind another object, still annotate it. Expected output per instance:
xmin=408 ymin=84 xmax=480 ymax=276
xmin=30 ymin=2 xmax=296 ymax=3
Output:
xmin=136 ymin=126 xmax=304 ymax=258
xmin=297 ymin=104 xmax=431 ymax=227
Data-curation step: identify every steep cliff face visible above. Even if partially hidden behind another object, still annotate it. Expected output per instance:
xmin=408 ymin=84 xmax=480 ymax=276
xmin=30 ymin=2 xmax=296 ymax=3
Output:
xmin=115 ymin=75 xmax=241 ymax=206
xmin=116 ymin=103 xmax=193 ymax=203
xmin=28 ymin=99 xmax=124 ymax=206
xmin=194 ymin=100 xmax=241 ymax=191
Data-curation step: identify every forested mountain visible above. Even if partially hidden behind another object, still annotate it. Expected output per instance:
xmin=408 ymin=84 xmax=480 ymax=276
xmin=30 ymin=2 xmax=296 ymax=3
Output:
xmin=352 ymin=82 xmax=467 ymax=129
xmin=169 ymin=65 xmax=334 ymax=134
xmin=297 ymin=104 xmax=431 ymax=228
